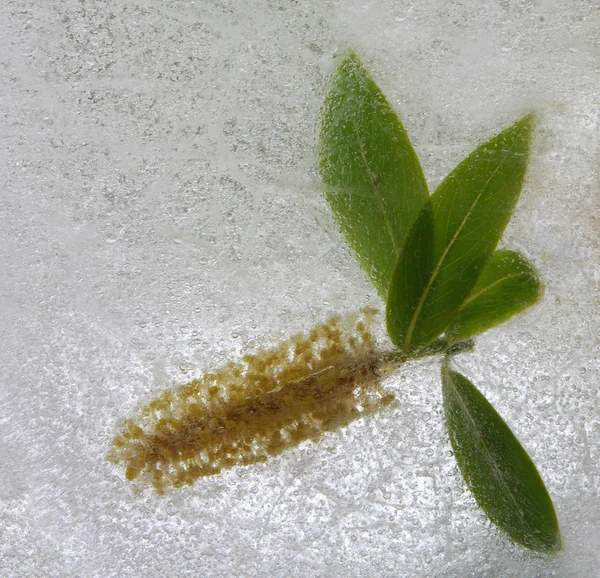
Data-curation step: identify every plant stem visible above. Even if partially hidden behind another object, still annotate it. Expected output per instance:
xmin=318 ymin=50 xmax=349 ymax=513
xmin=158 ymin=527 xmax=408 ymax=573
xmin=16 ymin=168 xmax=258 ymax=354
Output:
xmin=379 ymin=338 xmax=475 ymax=368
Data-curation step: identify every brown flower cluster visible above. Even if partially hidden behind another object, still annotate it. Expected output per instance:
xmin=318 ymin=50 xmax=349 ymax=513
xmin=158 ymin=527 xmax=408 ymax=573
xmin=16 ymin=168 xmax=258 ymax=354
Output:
xmin=108 ymin=308 xmax=397 ymax=493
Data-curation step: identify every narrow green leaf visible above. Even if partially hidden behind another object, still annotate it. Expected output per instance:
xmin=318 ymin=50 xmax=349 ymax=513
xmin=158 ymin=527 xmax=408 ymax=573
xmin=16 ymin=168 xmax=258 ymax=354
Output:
xmin=319 ymin=51 xmax=429 ymax=299
xmin=387 ymin=115 xmax=534 ymax=352
xmin=445 ymin=249 xmax=543 ymax=343
xmin=441 ymin=363 xmax=561 ymax=552
xmin=386 ymin=201 xmax=434 ymax=349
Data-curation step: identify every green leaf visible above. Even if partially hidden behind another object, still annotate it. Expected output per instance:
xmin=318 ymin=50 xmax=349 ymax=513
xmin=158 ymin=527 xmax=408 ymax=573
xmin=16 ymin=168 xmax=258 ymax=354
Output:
xmin=386 ymin=201 xmax=435 ymax=350
xmin=387 ymin=115 xmax=534 ymax=352
xmin=441 ymin=363 xmax=561 ymax=552
xmin=319 ymin=51 xmax=429 ymax=299
xmin=445 ymin=249 xmax=543 ymax=343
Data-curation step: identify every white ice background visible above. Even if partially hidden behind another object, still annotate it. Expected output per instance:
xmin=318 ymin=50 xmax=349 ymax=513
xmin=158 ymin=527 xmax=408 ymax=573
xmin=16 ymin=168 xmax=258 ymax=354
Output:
xmin=1 ymin=0 xmax=600 ymax=576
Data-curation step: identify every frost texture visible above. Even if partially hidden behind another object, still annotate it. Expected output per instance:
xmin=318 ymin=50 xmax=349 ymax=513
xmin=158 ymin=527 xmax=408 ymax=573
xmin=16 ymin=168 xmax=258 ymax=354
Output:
xmin=1 ymin=0 xmax=600 ymax=577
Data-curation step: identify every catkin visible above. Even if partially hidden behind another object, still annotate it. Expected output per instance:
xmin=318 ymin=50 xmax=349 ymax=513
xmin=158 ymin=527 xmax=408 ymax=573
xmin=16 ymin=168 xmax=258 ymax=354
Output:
xmin=108 ymin=308 xmax=397 ymax=493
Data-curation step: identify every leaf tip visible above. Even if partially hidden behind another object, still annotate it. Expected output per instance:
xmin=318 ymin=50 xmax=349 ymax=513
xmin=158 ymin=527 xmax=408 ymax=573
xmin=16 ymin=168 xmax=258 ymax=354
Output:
xmin=542 ymin=529 xmax=563 ymax=554
xmin=516 ymin=111 xmax=536 ymax=144
xmin=521 ymin=111 xmax=535 ymax=126
xmin=523 ymin=521 xmax=562 ymax=553
xmin=330 ymin=48 xmax=363 ymax=75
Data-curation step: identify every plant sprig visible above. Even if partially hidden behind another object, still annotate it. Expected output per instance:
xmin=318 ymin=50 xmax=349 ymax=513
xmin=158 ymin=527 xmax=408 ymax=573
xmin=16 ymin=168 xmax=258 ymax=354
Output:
xmin=318 ymin=50 xmax=560 ymax=553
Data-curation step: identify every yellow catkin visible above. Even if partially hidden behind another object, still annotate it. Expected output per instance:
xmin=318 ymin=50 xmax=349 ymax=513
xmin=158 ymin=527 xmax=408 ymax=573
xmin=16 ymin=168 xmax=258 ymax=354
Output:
xmin=108 ymin=308 xmax=396 ymax=494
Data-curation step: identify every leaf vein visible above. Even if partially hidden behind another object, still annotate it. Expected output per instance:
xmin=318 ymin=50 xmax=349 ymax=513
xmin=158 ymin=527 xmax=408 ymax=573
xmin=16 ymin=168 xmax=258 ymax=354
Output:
xmin=351 ymin=122 xmax=399 ymax=256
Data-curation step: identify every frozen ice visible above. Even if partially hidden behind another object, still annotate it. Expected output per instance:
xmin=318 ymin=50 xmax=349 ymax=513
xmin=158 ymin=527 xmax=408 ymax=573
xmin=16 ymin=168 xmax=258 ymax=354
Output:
xmin=1 ymin=0 xmax=599 ymax=576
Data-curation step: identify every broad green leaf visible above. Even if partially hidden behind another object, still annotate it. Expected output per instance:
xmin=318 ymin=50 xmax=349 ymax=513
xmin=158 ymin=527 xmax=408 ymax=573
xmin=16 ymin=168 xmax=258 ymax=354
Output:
xmin=387 ymin=115 xmax=534 ymax=352
xmin=441 ymin=363 xmax=561 ymax=552
xmin=445 ymin=249 xmax=543 ymax=343
xmin=319 ymin=51 xmax=429 ymax=299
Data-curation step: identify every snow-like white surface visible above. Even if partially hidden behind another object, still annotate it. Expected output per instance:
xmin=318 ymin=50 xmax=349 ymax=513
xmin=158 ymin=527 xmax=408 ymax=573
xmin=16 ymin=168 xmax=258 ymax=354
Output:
xmin=1 ymin=1 xmax=599 ymax=576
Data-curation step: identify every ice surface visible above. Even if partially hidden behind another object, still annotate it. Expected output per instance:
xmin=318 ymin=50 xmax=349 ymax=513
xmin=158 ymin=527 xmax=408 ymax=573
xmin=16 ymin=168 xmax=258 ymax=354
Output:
xmin=1 ymin=0 xmax=599 ymax=576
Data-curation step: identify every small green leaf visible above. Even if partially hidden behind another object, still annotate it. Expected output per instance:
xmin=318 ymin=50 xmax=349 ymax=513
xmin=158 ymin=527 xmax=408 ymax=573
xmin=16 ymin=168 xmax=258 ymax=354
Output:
xmin=387 ymin=115 xmax=534 ymax=352
xmin=319 ymin=51 xmax=429 ymax=299
xmin=441 ymin=363 xmax=561 ymax=552
xmin=445 ymin=249 xmax=543 ymax=343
